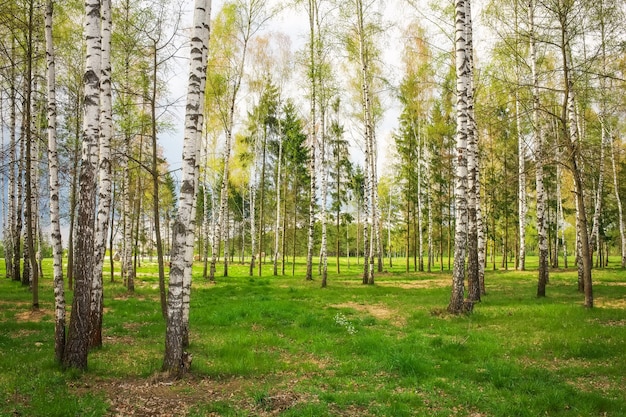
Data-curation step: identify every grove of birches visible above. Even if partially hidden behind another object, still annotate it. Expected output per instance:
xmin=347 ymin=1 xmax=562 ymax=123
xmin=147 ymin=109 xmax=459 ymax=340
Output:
xmin=0 ymin=0 xmax=624 ymax=376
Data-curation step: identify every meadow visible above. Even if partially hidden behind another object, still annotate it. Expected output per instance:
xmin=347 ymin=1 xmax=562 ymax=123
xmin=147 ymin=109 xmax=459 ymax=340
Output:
xmin=1 ymin=257 xmax=625 ymax=416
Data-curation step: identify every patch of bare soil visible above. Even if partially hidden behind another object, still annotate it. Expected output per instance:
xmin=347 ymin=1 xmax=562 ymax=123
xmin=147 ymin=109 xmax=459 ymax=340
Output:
xmin=566 ymin=374 xmax=625 ymax=398
xmin=330 ymin=302 xmax=406 ymax=327
xmin=15 ymin=309 xmax=52 ymax=323
xmin=376 ymin=278 xmax=449 ymax=289
xmin=594 ymin=297 xmax=626 ymax=309
xmin=72 ymin=375 xmax=312 ymax=417
xmin=588 ymin=318 xmax=626 ymax=327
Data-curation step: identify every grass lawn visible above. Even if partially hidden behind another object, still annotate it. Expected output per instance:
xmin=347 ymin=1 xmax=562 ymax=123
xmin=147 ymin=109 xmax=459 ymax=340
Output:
xmin=1 ymin=256 xmax=625 ymax=416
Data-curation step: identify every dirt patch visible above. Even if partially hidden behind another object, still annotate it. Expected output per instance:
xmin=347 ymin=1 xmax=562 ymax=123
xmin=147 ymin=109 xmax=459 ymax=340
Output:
xmin=594 ymin=297 xmax=626 ymax=309
xmin=15 ymin=309 xmax=52 ymax=323
xmin=588 ymin=318 xmax=626 ymax=327
xmin=376 ymin=279 xmax=449 ymax=289
xmin=330 ymin=302 xmax=406 ymax=327
xmin=70 ymin=375 xmax=313 ymax=417
xmin=566 ymin=374 xmax=624 ymax=397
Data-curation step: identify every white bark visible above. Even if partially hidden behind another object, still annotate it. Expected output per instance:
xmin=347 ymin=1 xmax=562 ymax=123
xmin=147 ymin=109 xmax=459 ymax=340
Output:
xmin=355 ymin=0 xmax=377 ymax=284
xmin=416 ymin=128 xmax=424 ymax=272
xmin=556 ymin=144 xmax=567 ymax=268
xmin=45 ymin=0 xmax=65 ymax=363
xmin=164 ymin=0 xmax=211 ymax=376
xmin=63 ymin=0 xmax=101 ymax=369
xmin=610 ymin=136 xmax=626 ymax=268
xmin=449 ymin=0 xmax=469 ymax=314
xmin=529 ymin=0 xmax=548 ymax=296
xmin=320 ymin=116 xmax=329 ymax=286
xmin=591 ymin=122 xmax=606 ymax=264
xmin=305 ymin=0 xmax=318 ymax=281
xmin=273 ymin=121 xmax=283 ymax=276
xmin=465 ymin=0 xmax=480 ymax=303
xmin=516 ymin=93 xmax=526 ymax=270
xmin=90 ymin=0 xmax=113 ymax=348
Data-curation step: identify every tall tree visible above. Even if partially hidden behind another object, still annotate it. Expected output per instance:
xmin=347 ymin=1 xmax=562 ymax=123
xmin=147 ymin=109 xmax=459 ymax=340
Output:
xmin=45 ymin=0 xmax=65 ymax=363
xmin=449 ymin=0 xmax=471 ymax=314
xmin=163 ymin=0 xmax=211 ymax=377
xmin=304 ymin=0 xmax=319 ymax=281
xmin=554 ymin=0 xmax=592 ymax=306
xmin=63 ymin=0 xmax=101 ymax=370
xmin=89 ymin=0 xmax=113 ymax=349
xmin=529 ymin=0 xmax=549 ymax=297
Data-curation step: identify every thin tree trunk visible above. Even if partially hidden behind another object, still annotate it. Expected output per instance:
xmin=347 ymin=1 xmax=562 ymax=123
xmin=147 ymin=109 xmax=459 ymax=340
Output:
xmin=163 ymin=0 xmax=211 ymax=377
xmin=416 ymin=128 xmax=424 ymax=272
xmin=149 ymin=39 xmax=167 ymax=319
xmin=610 ymin=135 xmax=626 ymax=268
xmin=530 ymin=0 xmax=548 ymax=297
xmin=320 ymin=117 xmax=328 ymax=287
xmin=273 ymin=119 xmax=283 ymax=277
xmin=110 ymin=185 xmax=116 ymax=282
xmin=45 ymin=0 xmax=65 ymax=363
xmin=305 ymin=0 xmax=317 ymax=282
xmin=258 ymin=124 xmax=268 ymax=278
xmin=560 ymin=6 xmax=592 ymax=306
xmin=67 ymin=101 xmax=81 ymax=290
xmin=24 ymin=0 xmax=39 ymax=307
xmin=516 ymin=93 xmax=526 ymax=271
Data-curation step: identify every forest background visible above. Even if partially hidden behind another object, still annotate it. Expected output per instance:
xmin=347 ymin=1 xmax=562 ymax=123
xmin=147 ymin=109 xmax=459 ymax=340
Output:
xmin=1 ymin=0 xmax=626 ymax=411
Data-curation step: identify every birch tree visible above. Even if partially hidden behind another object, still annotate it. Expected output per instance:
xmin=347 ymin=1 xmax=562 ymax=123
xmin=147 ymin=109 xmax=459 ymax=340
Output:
xmin=449 ymin=0 xmax=470 ymax=314
xmin=465 ymin=0 xmax=481 ymax=303
xmin=163 ymin=0 xmax=211 ymax=377
xmin=529 ymin=0 xmax=549 ymax=297
xmin=304 ymin=0 xmax=319 ymax=281
xmin=45 ymin=0 xmax=65 ymax=364
xmin=63 ymin=0 xmax=101 ymax=370
xmin=89 ymin=0 xmax=112 ymax=349
xmin=556 ymin=0 xmax=592 ymax=307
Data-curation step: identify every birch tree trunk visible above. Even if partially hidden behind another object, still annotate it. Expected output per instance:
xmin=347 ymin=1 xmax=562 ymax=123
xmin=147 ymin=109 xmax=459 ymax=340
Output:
xmin=45 ymin=0 xmax=65 ymax=363
xmin=249 ymin=177 xmax=257 ymax=276
xmin=516 ymin=93 xmax=526 ymax=271
xmin=63 ymin=0 xmax=101 ymax=369
xmin=90 ymin=0 xmax=113 ymax=349
xmin=320 ymin=119 xmax=329 ymax=287
xmin=11 ymin=47 xmax=23 ymax=284
xmin=23 ymin=0 xmax=39 ymax=307
xmin=477 ymin=166 xmax=486 ymax=295
xmin=590 ymin=123 xmax=606 ymax=267
xmin=5 ymin=57 xmax=16 ymax=281
xmin=449 ymin=0 xmax=469 ymax=314
xmin=529 ymin=0 xmax=549 ymax=297
xmin=556 ymin=148 xmax=568 ymax=268
xmin=273 ymin=123 xmax=283 ymax=277
xmin=559 ymin=2 xmax=592 ymax=307
xmin=354 ymin=0 xmax=377 ymax=285
xmin=610 ymin=135 xmax=626 ymax=268
xmin=465 ymin=0 xmax=480 ymax=303
xmin=163 ymin=0 xmax=211 ymax=376
xmin=416 ymin=128 xmax=424 ymax=272
xmin=305 ymin=0 xmax=318 ymax=282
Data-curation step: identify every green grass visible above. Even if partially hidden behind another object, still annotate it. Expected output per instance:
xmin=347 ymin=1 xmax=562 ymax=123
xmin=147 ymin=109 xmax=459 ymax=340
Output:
xmin=1 ymin=256 xmax=625 ymax=416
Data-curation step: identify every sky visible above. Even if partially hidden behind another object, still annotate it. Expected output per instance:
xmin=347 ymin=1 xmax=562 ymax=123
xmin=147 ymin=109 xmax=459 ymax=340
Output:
xmin=158 ymin=0 xmax=409 ymax=182
xmin=157 ymin=0 xmax=489 ymax=181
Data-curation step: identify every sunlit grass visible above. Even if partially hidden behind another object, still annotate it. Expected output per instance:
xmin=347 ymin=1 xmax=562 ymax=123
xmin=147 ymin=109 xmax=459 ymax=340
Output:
xmin=1 ymin=256 xmax=625 ymax=416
